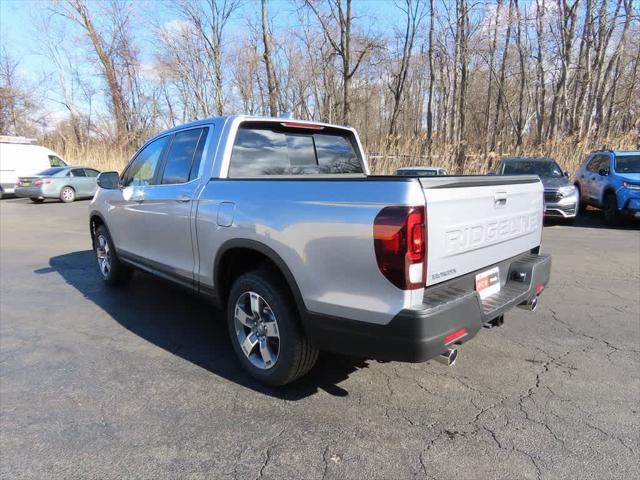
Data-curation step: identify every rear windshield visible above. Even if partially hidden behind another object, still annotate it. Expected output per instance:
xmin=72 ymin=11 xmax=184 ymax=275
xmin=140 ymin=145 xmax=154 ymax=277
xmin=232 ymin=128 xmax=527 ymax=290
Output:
xmin=615 ymin=155 xmax=640 ymax=174
xmin=37 ymin=167 xmax=66 ymax=176
xmin=228 ymin=123 xmax=363 ymax=177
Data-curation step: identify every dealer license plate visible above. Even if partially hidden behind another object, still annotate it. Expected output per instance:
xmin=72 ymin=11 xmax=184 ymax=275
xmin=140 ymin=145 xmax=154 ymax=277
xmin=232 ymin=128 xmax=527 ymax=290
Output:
xmin=475 ymin=267 xmax=500 ymax=300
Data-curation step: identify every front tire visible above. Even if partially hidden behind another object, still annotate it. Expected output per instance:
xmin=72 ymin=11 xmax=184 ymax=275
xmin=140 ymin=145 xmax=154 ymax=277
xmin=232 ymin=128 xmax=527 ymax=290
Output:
xmin=226 ymin=268 xmax=318 ymax=386
xmin=603 ymin=192 xmax=619 ymax=226
xmin=93 ymin=225 xmax=133 ymax=286
xmin=60 ymin=186 xmax=75 ymax=203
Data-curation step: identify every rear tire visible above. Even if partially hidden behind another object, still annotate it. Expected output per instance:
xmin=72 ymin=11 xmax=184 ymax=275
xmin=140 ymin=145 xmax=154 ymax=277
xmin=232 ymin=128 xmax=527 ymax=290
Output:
xmin=30 ymin=197 xmax=44 ymax=203
xmin=226 ymin=268 xmax=318 ymax=386
xmin=60 ymin=186 xmax=75 ymax=203
xmin=603 ymin=192 xmax=619 ymax=226
xmin=93 ymin=225 xmax=133 ymax=286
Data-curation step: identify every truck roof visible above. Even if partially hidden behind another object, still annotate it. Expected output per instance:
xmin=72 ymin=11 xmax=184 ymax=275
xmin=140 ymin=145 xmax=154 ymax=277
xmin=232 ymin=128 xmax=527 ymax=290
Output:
xmin=153 ymin=115 xmax=354 ymax=140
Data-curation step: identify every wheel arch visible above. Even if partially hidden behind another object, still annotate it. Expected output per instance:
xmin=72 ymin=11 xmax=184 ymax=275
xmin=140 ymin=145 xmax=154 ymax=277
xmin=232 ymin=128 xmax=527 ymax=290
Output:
xmin=89 ymin=211 xmax=108 ymax=244
xmin=213 ymin=239 xmax=305 ymax=316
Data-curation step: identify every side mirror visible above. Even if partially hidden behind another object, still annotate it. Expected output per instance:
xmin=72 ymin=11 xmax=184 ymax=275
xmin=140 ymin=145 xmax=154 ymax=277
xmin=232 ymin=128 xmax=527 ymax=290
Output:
xmin=564 ymin=171 xmax=570 ymax=177
xmin=97 ymin=171 xmax=120 ymax=189
xmin=598 ymin=169 xmax=609 ymax=177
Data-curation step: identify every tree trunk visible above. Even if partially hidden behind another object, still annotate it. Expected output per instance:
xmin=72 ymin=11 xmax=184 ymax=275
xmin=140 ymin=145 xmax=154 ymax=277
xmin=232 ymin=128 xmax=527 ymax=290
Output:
xmin=261 ymin=0 xmax=279 ymax=117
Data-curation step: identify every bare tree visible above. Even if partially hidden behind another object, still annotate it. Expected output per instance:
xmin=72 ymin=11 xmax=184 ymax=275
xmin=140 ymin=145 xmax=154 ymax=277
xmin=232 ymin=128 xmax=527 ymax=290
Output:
xmin=387 ymin=0 xmax=426 ymax=140
xmin=304 ymin=0 xmax=379 ymax=124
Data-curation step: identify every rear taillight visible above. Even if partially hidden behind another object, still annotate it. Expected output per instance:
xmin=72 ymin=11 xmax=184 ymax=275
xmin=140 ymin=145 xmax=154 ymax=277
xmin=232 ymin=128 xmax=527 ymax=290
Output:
xmin=34 ymin=180 xmax=51 ymax=186
xmin=373 ymin=205 xmax=426 ymax=290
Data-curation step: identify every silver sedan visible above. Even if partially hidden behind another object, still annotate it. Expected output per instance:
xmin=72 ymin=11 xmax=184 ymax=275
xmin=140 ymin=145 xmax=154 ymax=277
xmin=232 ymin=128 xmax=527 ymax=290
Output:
xmin=14 ymin=166 xmax=100 ymax=203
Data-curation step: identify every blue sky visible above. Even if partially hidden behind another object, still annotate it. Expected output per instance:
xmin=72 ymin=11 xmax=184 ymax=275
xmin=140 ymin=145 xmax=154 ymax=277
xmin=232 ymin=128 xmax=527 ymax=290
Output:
xmin=0 ymin=0 xmax=403 ymax=119
xmin=1 ymin=0 xmax=397 ymax=72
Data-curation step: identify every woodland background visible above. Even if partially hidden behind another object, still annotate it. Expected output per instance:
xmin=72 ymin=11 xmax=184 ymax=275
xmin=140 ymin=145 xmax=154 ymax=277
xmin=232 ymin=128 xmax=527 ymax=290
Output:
xmin=1 ymin=0 xmax=638 ymax=174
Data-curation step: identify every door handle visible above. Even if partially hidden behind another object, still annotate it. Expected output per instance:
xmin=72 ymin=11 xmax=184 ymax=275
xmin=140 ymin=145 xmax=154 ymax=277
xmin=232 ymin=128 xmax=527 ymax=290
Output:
xmin=176 ymin=194 xmax=191 ymax=203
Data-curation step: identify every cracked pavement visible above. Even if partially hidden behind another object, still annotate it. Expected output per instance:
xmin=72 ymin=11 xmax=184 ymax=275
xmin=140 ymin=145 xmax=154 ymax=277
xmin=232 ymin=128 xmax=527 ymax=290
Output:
xmin=1 ymin=199 xmax=638 ymax=479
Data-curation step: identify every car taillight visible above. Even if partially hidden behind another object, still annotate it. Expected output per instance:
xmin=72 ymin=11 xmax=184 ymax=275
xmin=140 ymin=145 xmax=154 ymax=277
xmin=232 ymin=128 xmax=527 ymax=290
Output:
xmin=373 ymin=205 xmax=426 ymax=290
xmin=34 ymin=180 xmax=51 ymax=186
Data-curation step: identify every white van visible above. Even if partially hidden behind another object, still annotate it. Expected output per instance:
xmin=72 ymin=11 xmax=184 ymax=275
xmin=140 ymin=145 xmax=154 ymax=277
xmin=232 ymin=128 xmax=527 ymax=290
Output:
xmin=0 ymin=138 xmax=69 ymax=197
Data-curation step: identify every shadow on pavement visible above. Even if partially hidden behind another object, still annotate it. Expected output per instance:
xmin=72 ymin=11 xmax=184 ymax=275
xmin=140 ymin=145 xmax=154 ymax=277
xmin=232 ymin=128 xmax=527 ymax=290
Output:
xmin=43 ymin=250 xmax=370 ymax=401
xmin=545 ymin=208 xmax=640 ymax=230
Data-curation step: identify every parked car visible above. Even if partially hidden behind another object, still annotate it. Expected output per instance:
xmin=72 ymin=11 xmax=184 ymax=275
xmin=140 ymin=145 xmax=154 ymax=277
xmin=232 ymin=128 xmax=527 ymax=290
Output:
xmin=0 ymin=137 xmax=68 ymax=197
xmin=15 ymin=166 xmax=100 ymax=203
xmin=396 ymin=166 xmax=448 ymax=176
xmin=574 ymin=150 xmax=640 ymax=224
xmin=495 ymin=157 xmax=577 ymax=222
xmin=89 ymin=116 xmax=550 ymax=386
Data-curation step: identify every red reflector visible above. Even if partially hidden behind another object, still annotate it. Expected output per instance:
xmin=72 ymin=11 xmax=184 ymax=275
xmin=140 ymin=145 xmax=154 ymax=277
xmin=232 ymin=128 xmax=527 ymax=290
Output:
xmin=281 ymin=122 xmax=324 ymax=130
xmin=34 ymin=180 xmax=51 ymax=186
xmin=535 ymin=283 xmax=545 ymax=295
xmin=444 ymin=328 xmax=467 ymax=345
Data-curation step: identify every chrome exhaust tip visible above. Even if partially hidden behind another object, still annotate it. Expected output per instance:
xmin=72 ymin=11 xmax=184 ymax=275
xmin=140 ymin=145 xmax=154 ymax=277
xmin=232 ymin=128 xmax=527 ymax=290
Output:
xmin=435 ymin=348 xmax=458 ymax=367
xmin=518 ymin=296 xmax=538 ymax=312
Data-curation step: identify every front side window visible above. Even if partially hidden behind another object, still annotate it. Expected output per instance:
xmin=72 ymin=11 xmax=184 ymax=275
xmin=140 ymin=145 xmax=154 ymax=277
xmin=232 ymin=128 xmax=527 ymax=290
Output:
xmin=160 ymin=127 xmax=208 ymax=184
xmin=84 ymin=168 xmax=99 ymax=177
xmin=228 ymin=123 xmax=363 ymax=177
xmin=122 ymin=136 xmax=169 ymax=187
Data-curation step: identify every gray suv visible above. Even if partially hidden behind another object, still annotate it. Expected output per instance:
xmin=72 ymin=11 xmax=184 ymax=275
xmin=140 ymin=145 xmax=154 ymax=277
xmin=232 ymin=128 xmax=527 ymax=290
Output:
xmin=495 ymin=157 xmax=577 ymax=221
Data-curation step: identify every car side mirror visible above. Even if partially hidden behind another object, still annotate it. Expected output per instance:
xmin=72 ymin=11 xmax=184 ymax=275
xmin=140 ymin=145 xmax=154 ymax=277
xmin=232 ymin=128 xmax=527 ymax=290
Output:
xmin=598 ymin=169 xmax=609 ymax=177
xmin=97 ymin=171 xmax=120 ymax=189
xmin=564 ymin=171 xmax=570 ymax=177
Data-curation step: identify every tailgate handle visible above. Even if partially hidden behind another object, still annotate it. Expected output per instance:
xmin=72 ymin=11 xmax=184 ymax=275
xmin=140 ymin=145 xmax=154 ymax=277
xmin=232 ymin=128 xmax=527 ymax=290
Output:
xmin=494 ymin=191 xmax=507 ymax=208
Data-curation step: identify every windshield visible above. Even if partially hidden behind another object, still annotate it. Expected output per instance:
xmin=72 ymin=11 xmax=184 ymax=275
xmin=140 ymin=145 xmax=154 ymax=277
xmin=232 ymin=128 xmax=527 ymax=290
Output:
xmin=502 ymin=160 xmax=563 ymax=178
xmin=615 ymin=155 xmax=640 ymax=174
xmin=397 ymin=169 xmax=438 ymax=176
xmin=37 ymin=167 xmax=66 ymax=176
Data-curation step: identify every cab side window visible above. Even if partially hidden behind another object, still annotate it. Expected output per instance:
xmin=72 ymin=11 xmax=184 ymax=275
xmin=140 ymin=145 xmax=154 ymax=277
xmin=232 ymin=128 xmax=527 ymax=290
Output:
xmin=84 ymin=169 xmax=99 ymax=177
xmin=121 ymin=136 xmax=169 ymax=187
xmin=159 ymin=127 xmax=208 ymax=185
xmin=70 ymin=168 xmax=86 ymax=177
xmin=49 ymin=155 xmax=66 ymax=167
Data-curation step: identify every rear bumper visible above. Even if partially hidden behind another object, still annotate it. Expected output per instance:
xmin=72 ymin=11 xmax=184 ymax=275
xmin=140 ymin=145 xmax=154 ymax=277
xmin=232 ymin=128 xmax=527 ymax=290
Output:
xmin=1 ymin=183 xmax=15 ymax=195
xmin=303 ymin=252 xmax=551 ymax=362
xmin=14 ymin=186 xmax=44 ymax=198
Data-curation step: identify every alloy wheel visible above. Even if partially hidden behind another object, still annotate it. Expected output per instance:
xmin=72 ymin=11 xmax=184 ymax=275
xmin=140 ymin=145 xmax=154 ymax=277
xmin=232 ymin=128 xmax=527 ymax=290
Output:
xmin=234 ymin=291 xmax=280 ymax=370
xmin=96 ymin=235 xmax=111 ymax=278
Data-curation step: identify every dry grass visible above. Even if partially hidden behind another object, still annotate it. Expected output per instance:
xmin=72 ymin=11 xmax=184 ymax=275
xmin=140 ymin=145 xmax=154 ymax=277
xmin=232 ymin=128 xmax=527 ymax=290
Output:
xmin=367 ymin=132 xmax=639 ymax=175
xmin=44 ymin=138 xmax=136 ymax=173
xmin=44 ymin=132 xmax=638 ymax=176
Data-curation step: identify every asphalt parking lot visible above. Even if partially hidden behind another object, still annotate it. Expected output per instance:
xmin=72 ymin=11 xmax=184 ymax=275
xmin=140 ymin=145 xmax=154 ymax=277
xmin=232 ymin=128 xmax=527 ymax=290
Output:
xmin=1 ymin=198 xmax=638 ymax=479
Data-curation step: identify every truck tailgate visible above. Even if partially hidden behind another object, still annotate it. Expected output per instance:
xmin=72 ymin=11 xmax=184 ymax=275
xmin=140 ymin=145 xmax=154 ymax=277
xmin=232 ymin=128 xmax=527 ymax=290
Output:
xmin=420 ymin=176 xmax=543 ymax=287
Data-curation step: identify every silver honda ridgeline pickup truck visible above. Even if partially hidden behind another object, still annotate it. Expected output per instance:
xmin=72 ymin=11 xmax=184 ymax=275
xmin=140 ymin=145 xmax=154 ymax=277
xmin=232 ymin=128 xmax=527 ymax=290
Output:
xmin=89 ymin=116 xmax=551 ymax=386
